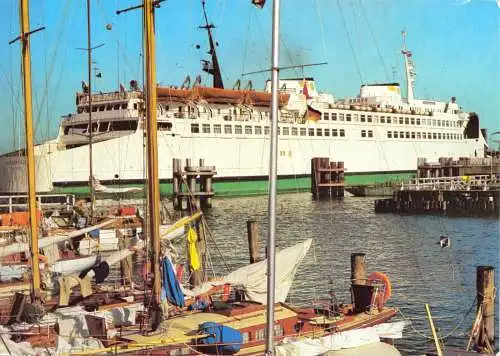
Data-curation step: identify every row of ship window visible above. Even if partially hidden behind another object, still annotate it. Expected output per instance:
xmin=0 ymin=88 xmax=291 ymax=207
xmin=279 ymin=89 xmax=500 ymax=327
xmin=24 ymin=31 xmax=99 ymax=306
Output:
xmin=191 ymin=123 xmax=346 ymax=137
xmin=387 ymin=131 xmax=463 ymax=140
xmin=322 ymin=112 xmax=460 ymax=127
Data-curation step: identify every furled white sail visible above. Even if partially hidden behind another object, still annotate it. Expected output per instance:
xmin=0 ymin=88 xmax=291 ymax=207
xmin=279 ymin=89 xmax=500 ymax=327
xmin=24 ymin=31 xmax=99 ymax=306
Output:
xmin=188 ymin=238 xmax=312 ymax=305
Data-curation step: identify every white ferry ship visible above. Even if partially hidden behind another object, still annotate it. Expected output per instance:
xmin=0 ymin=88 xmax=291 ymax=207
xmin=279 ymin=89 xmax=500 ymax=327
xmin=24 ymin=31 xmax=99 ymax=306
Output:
xmin=0 ymin=25 xmax=488 ymax=196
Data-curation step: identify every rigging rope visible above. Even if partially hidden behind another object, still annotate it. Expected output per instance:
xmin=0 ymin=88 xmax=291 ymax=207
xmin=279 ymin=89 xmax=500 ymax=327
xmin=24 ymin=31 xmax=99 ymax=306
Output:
xmin=336 ymin=0 xmax=364 ymax=84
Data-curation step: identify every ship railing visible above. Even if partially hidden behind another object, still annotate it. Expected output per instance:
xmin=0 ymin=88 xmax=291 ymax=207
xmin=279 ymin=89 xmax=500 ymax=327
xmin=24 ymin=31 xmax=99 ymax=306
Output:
xmin=0 ymin=194 xmax=75 ymax=214
xmin=400 ymin=175 xmax=499 ymax=191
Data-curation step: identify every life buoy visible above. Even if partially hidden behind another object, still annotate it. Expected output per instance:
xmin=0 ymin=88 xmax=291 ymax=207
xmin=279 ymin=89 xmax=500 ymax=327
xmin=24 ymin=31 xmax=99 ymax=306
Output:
xmin=367 ymin=271 xmax=392 ymax=307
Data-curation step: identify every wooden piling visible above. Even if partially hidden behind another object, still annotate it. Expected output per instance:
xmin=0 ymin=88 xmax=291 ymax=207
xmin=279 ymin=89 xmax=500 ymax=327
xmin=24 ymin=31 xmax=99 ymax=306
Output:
xmin=350 ymin=253 xmax=366 ymax=285
xmin=246 ymin=220 xmax=260 ymax=264
xmin=476 ymin=266 xmax=495 ymax=352
xmin=311 ymin=157 xmax=344 ymax=199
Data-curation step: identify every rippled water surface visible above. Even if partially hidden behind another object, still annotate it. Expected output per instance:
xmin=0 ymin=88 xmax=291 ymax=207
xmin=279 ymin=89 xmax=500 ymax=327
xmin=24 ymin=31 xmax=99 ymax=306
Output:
xmin=198 ymin=193 xmax=499 ymax=355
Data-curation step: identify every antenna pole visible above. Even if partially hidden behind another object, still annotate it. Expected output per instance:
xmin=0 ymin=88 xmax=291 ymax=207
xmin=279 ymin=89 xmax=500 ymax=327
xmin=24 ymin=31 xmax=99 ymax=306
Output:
xmin=19 ymin=0 xmax=41 ymax=299
xmin=87 ymin=0 xmax=95 ymax=221
xmin=266 ymin=0 xmax=280 ymax=354
xmin=144 ymin=0 xmax=162 ymax=306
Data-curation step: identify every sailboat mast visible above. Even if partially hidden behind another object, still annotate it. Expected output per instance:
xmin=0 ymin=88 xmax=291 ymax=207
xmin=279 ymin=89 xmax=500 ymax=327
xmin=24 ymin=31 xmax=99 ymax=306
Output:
xmin=19 ymin=0 xmax=41 ymax=297
xmin=144 ymin=0 xmax=162 ymax=304
xmin=86 ymin=0 xmax=95 ymax=221
xmin=266 ymin=0 xmax=280 ymax=354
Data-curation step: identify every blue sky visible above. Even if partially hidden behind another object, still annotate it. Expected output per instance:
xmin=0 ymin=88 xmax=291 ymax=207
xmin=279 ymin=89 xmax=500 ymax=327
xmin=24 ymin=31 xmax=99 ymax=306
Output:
xmin=0 ymin=0 xmax=498 ymax=153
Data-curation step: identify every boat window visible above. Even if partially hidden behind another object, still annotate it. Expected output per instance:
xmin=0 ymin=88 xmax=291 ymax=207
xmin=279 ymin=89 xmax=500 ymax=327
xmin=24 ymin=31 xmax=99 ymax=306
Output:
xmin=274 ymin=324 xmax=284 ymax=337
xmin=323 ymin=112 xmax=329 ymax=120
xmin=411 ymin=117 xmax=415 ymax=125
xmin=416 ymin=118 xmax=421 ymax=125
xmin=224 ymin=125 xmax=232 ymax=134
xmin=324 ymin=128 xmax=330 ymax=136
xmin=255 ymin=329 xmax=265 ymax=341
xmin=353 ymin=114 xmax=359 ymax=122
xmin=339 ymin=113 xmax=344 ymax=121
xmin=405 ymin=131 xmax=410 ymax=139
xmin=308 ymin=128 xmax=314 ymax=136
xmin=394 ymin=131 xmax=398 ymax=138
xmin=92 ymin=106 xmax=98 ymax=112
xmin=380 ymin=116 xmax=385 ymax=124
xmin=133 ymin=103 xmax=138 ymax=110
xmin=367 ymin=115 xmax=372 ymax=123
xmin=316 ymin=128 xmax=322 ymax=136
xmin=432 ymin=132 xmax=437 ymax=139
xmin=386 ymin=117 xmax=391 ymax=124
xmin=245 ymin=125 xmax=252 ymax=134
xmin=438 ymin=133 xmax=442 ymax=139
xmin=437 ymin=120 xmax=441 ymax=126
xmin=121 ymin=103 xmax=127 ymax=110
xmin=368 ymin=130 xmax=373 ymax=138
xmin=404 ymin=117 xmax=409 ymax=125
xmin=264 ymin=126 xmax=270 ymax=135
xmin=213 ymin=124 xmax=221 ymax=134
xmin=400 ymin=131 xmax=404 ymax=138
xmin=373 ymin=115 xmax=378 ymax=123
xmin=191 ymin=124 xmax=200 ymax=133
xmin=361 ymin=130 xmax=366 ymax=138
xmin=77 ymin=107 xmax=84 ymax=114
xmin=422 ymin=132 xmax=426 ymax=139
xmin=411 ymin=132 xmax=415 ymax=139
xmin=109 ymin=120 xmax=138 ymax=131
xmin=339 ymin=129 xmax=345 ymax=137
xmin=300 ymin=128 xmax=306 ymax=136
xmin=113 ymin=103 xmax=120 ymax=110
xmin=291 ymin=127 xmax=298 ymax=136
xmin=99 ymin=105 xmax=105 ymax=112
xmin=255 ymin=126 xmax=262 ymax=135
xmin=417 ymin=132 xmax=421 ymax=139
xmin=432 ymin=119 xmax=436 ymax=126
xmin=398 ymin=117 xmax=403 ymax=125
xmin=158 ymin=122 xmax=173 ymax=131
xmin=283 ymin=127 xmax=289 ymax=135
xmin=332 ymin=129 xmax=338 ymax=137
xmin=202 ymin=124 xmax=210 ymax=133
xmin=242 ymin=332 xmax=249 ymax=344
xmin=346 ymin=113 xmax=352 ymax=122
xmin=98 ymin=122 xmax=109 ymax=133
xmin=331 ymin=113 xmax=337 ymax=121
xmin=360 ymin=115 xmax=366 ymax=123
xmin=178 ymin=106 xmax=183 ymax=113
xmin=277 ymin=127 xmax=281 ymax=135
xmin=387 ymin=131 xmax=392 ymax=138
xmin=235 ymin=125 xmax=243 ymax=134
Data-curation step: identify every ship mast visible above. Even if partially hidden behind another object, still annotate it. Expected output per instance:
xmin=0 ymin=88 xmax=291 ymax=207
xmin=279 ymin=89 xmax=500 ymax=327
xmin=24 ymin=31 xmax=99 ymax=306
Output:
xmin=144 ymin=0 xmax=162 ymax=309
xmin=86 ymin=0 xmax=95 ymax=221
xmin=401 ymin=30 xmax=416 ymax=103
xmin=266 ymin=0 xmax=280 ymax=354
xmin=16 ymin=0 xmax=42 ymax=299
xmin=200 ymin=0 xmax=224 ymax=89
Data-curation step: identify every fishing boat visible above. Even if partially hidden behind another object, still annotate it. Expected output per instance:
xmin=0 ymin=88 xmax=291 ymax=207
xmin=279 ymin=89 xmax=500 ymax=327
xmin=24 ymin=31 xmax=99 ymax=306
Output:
xmin=0 ymin=3 xmax=488 ymax=196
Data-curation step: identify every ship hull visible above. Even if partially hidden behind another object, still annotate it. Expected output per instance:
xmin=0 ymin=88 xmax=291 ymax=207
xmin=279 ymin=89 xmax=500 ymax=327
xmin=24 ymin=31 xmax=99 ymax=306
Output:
xmin=0 ymin=125 xmax=486 ymax=196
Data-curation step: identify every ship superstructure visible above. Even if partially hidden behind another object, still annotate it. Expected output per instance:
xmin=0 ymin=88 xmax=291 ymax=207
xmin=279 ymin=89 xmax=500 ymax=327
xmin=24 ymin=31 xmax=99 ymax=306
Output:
xmin=0 ymin=25 xmax=488 ymax=195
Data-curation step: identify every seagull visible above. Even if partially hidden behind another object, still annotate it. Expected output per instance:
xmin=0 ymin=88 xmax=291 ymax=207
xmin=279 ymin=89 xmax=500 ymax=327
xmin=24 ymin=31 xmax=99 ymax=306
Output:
xmin=438 ymin=236 xmax=451 ymax=248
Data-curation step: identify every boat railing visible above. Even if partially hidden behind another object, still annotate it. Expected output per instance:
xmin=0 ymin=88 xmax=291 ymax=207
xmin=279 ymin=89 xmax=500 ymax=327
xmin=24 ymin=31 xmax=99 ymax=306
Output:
xmin=400 ymin=175 xmax=500 ymax=191
xmin=0 ymin=194 xmax=75 ymax=214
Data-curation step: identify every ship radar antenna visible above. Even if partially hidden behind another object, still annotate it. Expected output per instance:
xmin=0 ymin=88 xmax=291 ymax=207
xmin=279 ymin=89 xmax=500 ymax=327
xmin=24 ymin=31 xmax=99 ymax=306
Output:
xmin=401 ymin=30 xmax=416 ymax=103
xmin=199 ymin=0 xmax=224 ymax=89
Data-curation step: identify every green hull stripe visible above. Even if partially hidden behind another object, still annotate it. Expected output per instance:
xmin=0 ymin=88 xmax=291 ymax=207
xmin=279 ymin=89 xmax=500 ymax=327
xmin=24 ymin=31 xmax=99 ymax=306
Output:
xmin=52 ymin=172 xmax=415 ymax=197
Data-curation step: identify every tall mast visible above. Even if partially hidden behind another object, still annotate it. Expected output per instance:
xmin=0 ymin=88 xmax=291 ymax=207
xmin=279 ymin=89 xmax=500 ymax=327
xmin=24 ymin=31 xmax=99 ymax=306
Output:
xmin=200 ymin=0 xmax=224 ymax=89
xmin=87 ymin=0 xmax=95 ymax=221
xmin=144 ymin=0 xmax=162 ymax=306
xmin=266 ymin=0 xmax=280 ymax=354
xmin=19 ymin=0 xmax=41 ymax=298
xmin=401 ymin=30 xmax=415 ymax=103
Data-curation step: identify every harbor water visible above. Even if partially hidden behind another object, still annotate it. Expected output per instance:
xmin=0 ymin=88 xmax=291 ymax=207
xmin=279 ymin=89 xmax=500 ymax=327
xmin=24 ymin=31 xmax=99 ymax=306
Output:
xmin=198 ymin=192 xmax=499 ymax=355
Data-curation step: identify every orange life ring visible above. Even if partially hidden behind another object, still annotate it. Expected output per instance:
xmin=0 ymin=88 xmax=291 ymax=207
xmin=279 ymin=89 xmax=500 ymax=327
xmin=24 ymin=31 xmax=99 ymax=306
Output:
xmin=367 ymin=271 xmax=392 ymax=305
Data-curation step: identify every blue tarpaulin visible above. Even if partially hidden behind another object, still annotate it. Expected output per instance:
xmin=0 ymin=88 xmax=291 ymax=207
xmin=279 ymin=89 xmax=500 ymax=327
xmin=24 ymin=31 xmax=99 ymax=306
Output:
xmin=198 ymin=322 xmax=242 ymax=354
xmin=161 ymin=257 xmax=185 ymax=307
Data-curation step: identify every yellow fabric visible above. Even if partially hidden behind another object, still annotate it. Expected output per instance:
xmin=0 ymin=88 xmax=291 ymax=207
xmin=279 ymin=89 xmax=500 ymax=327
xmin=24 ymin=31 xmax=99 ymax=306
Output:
xmin=187 ymin=227 xmax=200 ymax=271
xmin=58 ymin=275 xmax=93 ymax=306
